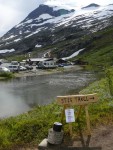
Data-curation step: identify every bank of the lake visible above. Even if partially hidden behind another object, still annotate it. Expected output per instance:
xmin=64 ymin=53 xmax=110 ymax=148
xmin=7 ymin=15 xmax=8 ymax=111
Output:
xmin=0 ymin=72 xmax=14 ymax=80
xmin=14 ymin=65 xmax=82 ymax=78
xmin=0 ymin=65 xmax=82 ymax=79
xmin=0 ymin=67 xmax=113 ymax=149
xmin=0 ymin=65 xmax=99 ymax=118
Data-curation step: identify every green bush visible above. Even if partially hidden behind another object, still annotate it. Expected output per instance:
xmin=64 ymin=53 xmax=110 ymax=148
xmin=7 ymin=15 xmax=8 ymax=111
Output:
xmin=0 ymin=72 xmax=14 ymax=79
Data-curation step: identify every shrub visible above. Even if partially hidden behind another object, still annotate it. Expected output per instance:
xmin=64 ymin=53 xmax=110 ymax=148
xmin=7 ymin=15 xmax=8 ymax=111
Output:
xmin=0 ymin=72 xmax=14 ymax=79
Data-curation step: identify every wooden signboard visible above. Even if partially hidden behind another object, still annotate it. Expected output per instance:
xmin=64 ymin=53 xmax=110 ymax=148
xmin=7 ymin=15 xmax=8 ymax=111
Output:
xmin=56 ymin=93 xmax=98 ymax=136
xmin=57 ymin=93 xmax=98 ymax=106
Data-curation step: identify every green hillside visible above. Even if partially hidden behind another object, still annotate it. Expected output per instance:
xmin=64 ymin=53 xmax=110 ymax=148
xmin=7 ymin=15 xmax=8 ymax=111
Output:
xmin=32 ymin=26 xmax=113 ymax=68
xmin=75 ymin=27 xmax=113 ymax=67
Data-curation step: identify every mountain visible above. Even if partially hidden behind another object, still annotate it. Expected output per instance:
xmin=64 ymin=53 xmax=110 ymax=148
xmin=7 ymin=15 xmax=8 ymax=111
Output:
xmin=82 ymin=3 xmax=100 ymax=9
xmin=0 ymin=3 xmax=113 ymax=61
xmin=0 ymin=4 xmax=75 ymax=54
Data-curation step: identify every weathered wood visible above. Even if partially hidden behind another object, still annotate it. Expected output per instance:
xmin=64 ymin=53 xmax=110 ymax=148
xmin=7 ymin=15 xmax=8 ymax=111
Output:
xmin=76 ymin=105 xmax=83 ymax=121
xmin=69 ymin=123 xmax=73 ymax=136
xmin=85 ymin=105 xmax=91 ymax=135
xmin=57 ymin=93 xmax=98 ymax=136
xmin=61 ymin=105 xmax=68 ymax=123
xmin=57 ymin=93 xmax=98 ymax=105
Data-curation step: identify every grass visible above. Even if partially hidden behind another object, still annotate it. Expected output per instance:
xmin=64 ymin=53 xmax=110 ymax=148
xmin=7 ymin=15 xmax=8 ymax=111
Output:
xmin=82 ymin=44 xmax=113 ymax=66
xmin=0 ymin=103 xmax=62 ymax=149
xmin=0 ymin=68 xmax=113 ymax=149
xmin=80 ymin=78 xmax=113 ymax=126
xmin=0 ymin=72 xmax=14 ymax=80
xmin=72 ymin=26 xmax=113 ymax=67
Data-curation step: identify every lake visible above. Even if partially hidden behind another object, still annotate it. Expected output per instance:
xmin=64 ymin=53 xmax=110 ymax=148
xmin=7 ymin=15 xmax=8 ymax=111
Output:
xmin=0 ymin=68 xmax=98 ymax=117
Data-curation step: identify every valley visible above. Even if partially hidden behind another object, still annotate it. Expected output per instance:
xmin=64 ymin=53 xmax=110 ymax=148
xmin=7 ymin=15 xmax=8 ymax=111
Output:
xmin=0 ymin=1 xmax=113 ymax=149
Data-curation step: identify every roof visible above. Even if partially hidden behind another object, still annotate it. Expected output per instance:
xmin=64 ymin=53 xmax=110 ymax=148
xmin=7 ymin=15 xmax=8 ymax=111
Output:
xmin=27 ymin=58 xmax=53 ymax=62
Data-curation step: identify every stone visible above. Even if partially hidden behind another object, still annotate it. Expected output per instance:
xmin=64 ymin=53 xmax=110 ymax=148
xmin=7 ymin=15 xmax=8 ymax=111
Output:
xmin=38 ymin=138 xmax=48 ymax=149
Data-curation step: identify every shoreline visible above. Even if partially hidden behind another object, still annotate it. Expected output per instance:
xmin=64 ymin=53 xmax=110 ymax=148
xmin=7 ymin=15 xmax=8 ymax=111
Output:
xmin=14 ymin=65 xmax=83 ymax=78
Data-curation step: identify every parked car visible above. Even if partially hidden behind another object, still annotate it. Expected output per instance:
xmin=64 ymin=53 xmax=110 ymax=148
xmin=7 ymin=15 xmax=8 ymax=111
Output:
xmin=19 ymin=66 xmax=27 ymax=71
xmin=0 ymin=66 xmax=10 ymax=72
xmin=8 ymin=65 xmax=19 ymax=72
xmin=58 ymin=64 xmax=64 ymax=67
xmin=11 ymin=61 xmax=19 ymax=65
xmin=25 ymin=65 xmax=33 ymax=70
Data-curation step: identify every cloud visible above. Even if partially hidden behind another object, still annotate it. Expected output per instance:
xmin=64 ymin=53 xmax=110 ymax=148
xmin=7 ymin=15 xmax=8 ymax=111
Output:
xmin=0 ymin=0 xmax=42 ymax=37
xmin=0 ymin=3 xmax=22 ymax=32
xmin=0 ymin=0 xmax=113 ymax=37
xmin=45 ymin=0 xmax=113 ymax=6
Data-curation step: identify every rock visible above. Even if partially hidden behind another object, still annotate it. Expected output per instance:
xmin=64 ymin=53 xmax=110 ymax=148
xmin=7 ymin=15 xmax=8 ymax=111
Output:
xmin=38 ymin=138 xmax=48 ymax=149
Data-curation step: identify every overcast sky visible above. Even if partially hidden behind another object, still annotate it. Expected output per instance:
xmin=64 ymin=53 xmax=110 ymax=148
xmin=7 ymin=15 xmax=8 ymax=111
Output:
xmin=0 ymin=0 xmax=113 ymax=37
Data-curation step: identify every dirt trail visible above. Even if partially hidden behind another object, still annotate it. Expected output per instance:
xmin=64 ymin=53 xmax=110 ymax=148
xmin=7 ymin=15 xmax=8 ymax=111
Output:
xmin=59 ymin=125 xmax=113 ymax=150
xmin=16 ymin=125 xmax=113 ymax=150
xmin=43 ymin=125 xmax=113 ymax=150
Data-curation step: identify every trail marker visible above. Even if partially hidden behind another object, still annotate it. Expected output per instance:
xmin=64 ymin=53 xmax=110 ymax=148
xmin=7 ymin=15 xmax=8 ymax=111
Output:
xmin=57 ymin=93 xmax=98 ymax=136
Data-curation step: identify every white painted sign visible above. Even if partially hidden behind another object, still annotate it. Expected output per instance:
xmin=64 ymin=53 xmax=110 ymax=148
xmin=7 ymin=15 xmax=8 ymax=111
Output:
xmin=65 ymin=109 xmax=75 ymax=123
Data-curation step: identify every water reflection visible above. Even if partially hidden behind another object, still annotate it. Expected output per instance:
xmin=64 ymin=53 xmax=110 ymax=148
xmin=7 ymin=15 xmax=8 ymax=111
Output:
xmin=0 ymin=70 xmax=97 ymax=117
xmin=0 ymin=87 xmax=29 ymax=118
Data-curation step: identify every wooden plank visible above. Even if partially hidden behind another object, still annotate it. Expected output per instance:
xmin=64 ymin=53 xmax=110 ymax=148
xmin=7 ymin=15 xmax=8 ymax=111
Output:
xmin=57 ymin=93 xmax=98 ymax=105
xmin=76 ymin=105 xmax=83 ymax=121
xmin=85 ymin=105 xmax=91 ymax=135
xmin=69 ymin=123 xmax=73 ymax=136
xmin=61 ymin=105 xmax=68 ymax=123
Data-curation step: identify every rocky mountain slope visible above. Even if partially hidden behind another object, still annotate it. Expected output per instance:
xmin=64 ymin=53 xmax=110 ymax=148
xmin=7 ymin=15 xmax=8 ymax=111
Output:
xmin=0 ymin=3 xmax=113 ymax=59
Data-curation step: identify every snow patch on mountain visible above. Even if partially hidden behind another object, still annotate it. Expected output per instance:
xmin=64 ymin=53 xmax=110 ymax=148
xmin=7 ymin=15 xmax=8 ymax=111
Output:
xmin=62 ymin=48 xmax=85 ymax=60
xmin=24 ymin=30 xmax=30 ymax=33
xmin=14 ymin=39 xmax=21 ymax=42
xmin=0 ymin=49 xmax=15 ymax=54
xmin=24 ymin=19 xmax=33 ymax=24
xmin=38 ymin=14 xmax=53 ymax=20
xmin=55 ymin=5 xmax=113 ymax=28
xmin=35 ymin=44 xmax=42 ymax=48
xmin=25 ymin=29 xmax=42 ymax=38
xmin=19 ymin=31 xmax=22 ymax=34
xmin=5 ymin=35 xmax=15 ymax=40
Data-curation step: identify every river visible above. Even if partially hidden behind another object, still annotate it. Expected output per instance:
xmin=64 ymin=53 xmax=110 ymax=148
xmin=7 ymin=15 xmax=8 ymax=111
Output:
xmin=0 ymin=68 xmax=98 ymax=117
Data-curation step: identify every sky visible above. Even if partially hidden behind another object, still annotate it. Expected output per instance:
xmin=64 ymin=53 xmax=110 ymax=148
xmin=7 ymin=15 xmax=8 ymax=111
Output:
xmin=0 ymin=0 xmax=113 ymax=37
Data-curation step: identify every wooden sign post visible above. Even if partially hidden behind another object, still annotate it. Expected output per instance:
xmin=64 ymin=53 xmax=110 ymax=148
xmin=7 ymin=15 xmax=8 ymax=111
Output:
xmin=57 ymin=93 xmax=98 ymax=136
